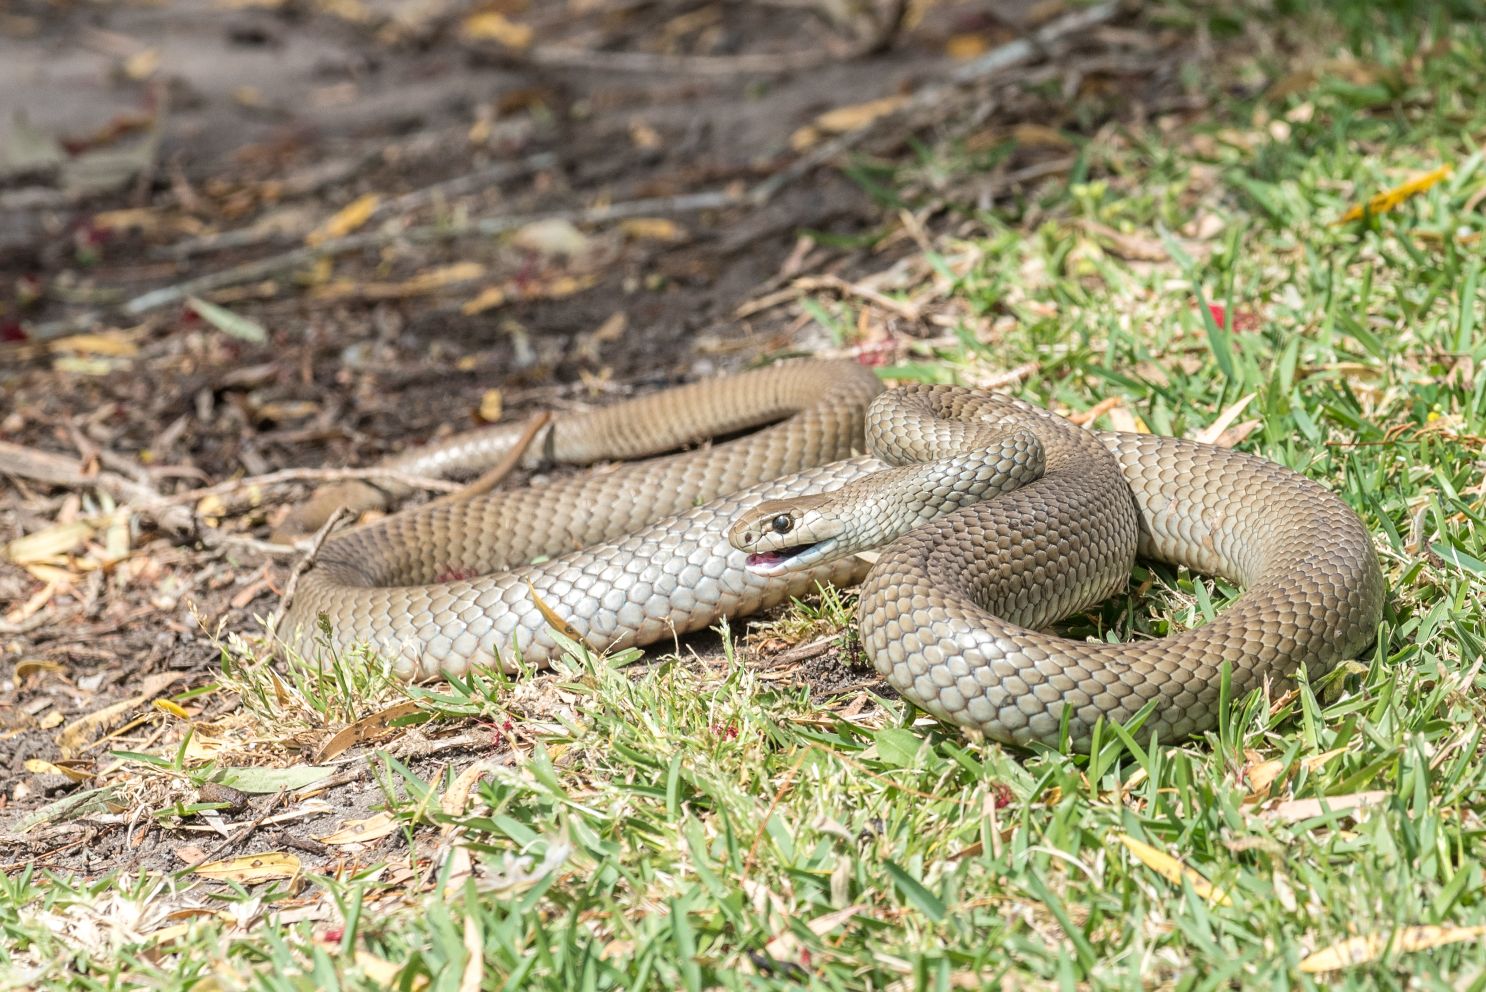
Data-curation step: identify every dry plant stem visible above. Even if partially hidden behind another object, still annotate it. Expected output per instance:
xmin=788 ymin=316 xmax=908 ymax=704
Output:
xmin=754 ymin=635 xmax=840 ymax=669
xmin=142 ymin=466 xmax=464 ymax=511
xmin=430 ymin=411 xmax=554 ymax=508
xmin=516 ymin=44 xmax=848 ymax=76
xmin=192 ymin=790 xmax=289 ymax=867
xmin=269 ymin=505 xmax=352 ymax=635
xmin=736 ymin=274 xmax=923 ymax=321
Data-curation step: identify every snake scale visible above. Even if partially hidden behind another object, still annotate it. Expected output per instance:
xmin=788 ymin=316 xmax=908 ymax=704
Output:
xmin=277 ymin=359 xmax=1384 ymax=748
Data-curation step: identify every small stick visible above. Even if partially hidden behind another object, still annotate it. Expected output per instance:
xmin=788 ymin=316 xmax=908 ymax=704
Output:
xmin=269 ymin=505 xmax=351 ymax=635
xmin=431 ymin=411 xmax=553 ymax=507
xmin=141 ymin=466 xmax=463 ymax=510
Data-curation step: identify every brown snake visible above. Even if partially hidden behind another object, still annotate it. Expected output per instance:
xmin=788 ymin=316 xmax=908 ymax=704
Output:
xmin=276 ymin=359 xmax=1384 ymax=748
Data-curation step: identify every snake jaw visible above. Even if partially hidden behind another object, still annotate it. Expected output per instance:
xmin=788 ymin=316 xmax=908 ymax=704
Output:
xmin=742 ymin=531 xmax=842 ymax=575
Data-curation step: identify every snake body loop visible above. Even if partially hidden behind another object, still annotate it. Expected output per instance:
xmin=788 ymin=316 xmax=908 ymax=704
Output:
xmin=278 ymin=361 xmax=1384 ymax=748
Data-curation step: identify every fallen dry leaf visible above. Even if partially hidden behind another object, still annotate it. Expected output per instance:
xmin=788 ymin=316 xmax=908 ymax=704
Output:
xmin=1300 ymin=925 xmax=1486 ymax=973
xmin=1190 ymin=393 xmax=1255 ymax=445
xmin=462 ymin=285 xmax=508 ymax=315
xmin=193 ymin=852 xmax=302 ymax=884
xmin=1258 ymin=790 xmax=1388 ymax=823
xmin=1334 ymin=164 xmax=1452 ymax=225
xmin=306 ymin=193 xmax=380 ymax=245
xmin=461 ymin=11 xmax=532 ymax=49
xmin=48 ymin=332 xmax=141 ymax=358
xmin=619 ymin=217 xmax=685 ymax=242
xmin=318 ymin=812 xmax=400 ymax=846
xmin=314 ymin=701 xmax=423 ymax=761
xmin=1117 ymin=834 xmax=1230 ymax=905
xmin=478 ymin=388 xmax=503 ymax=423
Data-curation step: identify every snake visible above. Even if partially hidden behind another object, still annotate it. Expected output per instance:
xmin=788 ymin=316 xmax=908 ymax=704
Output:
xmin=276 ymin=359 xmax=1384 ymax=748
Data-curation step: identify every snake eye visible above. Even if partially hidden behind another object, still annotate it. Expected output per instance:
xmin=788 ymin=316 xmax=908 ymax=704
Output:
xmin=771 ymin=514 xmax=793 ymax=535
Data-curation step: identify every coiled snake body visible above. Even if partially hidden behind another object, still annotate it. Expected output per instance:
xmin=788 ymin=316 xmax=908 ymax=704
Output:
xmin=278 ymin=360 xmax=1384 ymax=748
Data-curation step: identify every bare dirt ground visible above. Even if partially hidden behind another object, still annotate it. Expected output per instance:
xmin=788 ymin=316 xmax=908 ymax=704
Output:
xmin=1 ymin=0 xmax=1202 ymax=874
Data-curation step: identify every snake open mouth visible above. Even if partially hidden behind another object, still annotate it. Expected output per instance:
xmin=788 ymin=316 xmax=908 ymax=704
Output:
xmin=745 ymin=542 xmax=819 ymax=571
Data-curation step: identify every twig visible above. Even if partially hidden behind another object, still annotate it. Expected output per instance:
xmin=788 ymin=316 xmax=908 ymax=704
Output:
xmin=499 ymin=41 xmax=854 ymax=77
xmin=430 ymin=411 xmax=553 ymax=507
xmin=140 ymin=466 xmax=464 ymax=511
xmin=754 ymin=635 xmax=841 ymax=669
xmin=269 ymin=505 xmax=351 ymax=635
xmin=949 ymin=1 xmax=1120 ymax=82
xmin=736 ymin=274 xmax=923 ymax=322
xmin=190 ymin=789 xmax=289 ymax=867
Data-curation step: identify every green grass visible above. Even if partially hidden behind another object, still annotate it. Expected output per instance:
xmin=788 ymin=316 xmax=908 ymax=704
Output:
xmin=8 ymin=3 xmax=1486 ymax=989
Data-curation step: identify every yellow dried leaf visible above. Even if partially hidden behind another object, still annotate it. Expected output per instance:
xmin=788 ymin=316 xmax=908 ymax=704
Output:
xmin=815 ymin=96 xmax=909 ymax=134
xmin=314 ymin=701 xmax=422 ymax=761
xmin=789 ymin=125 xmax=822 ymax=151
xmin=619 ymin=217 xmax=685 ymax=242
xmin=123 ymin=49 xmax=160 ymax=80
xmin=15 ymin=659 xmax=65 ymax=682
xmin=92 ymin=209 xmax=169 ymax=234
xmin=945 ymin=33 xmax=989 ymax=59
xmin=6 ymin=521 xmax=95 ymax=564
xmin=765 ymin=905 xmax=864 ymax=959
xmin=511 ymin=218 xmax=590 ymax=258
xmin=196 ymin=493 xmax=228 ymax=522
xmin=23 ymin=758 xmax=90 ymax=782
xmin=478 ymin=389 xmax=503 ymax=423
xmin=1335 ymin=164 xmax=1452 ymax=224
xmin=526 ymin=581 xmax=589 ymax=647
xmin=146 ymin=923 xmax=193 ymax=945
xmin=398 ymin=262 xmax=486 ymax=294
xmin=1243 ymin=756 xmax=1287 ymax=797
xmin=629 ymin=120 xmax=661 ymax=150
xmin=321 ymin=262 xmax=487 ymax=301
xmin=1300 ymin=925 xmax=1486 ymax=973
xmin=318 ymin=812 xmax=400 ymax=845
xmin=52 ymin=356 xmax=123 ymax=376
xmin=193 ymin=851 xmax=301 ymax=883
xmin=442 ymin=759 xmax=500 ymax=818
xmin=6 ymin=580 xmax=59 ymax=625
xmin=461 ymin=12 xmax=532 ymax=49
xmin=462 ymin=285 xmax=508 ymax=315
xmin=154 ymin=699 xmax=190 ymax=719
xmin=1117 ymin=834 xmax=1230 ymax=905
xmin=58 ymin=672 xmax=185 ymax=757
xmin=182 ymin=733 xmax=226 ymax=761
xmin=540 ymin=274 xmax=595 ymax=299
xmin=307 ymin=193 xmax=380 ymax=245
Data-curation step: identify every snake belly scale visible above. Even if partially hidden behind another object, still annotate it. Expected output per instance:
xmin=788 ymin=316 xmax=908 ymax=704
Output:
xmin=277 ymin=360 xmax=1385 ymax=748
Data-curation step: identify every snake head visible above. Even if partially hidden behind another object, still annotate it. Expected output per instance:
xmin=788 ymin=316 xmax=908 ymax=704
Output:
xmin=727 ymin=495 xmax=844 ymax=576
